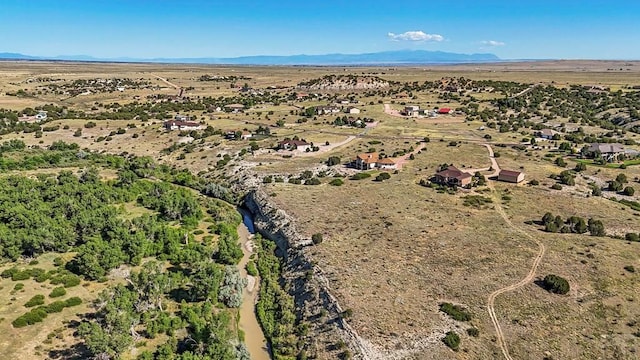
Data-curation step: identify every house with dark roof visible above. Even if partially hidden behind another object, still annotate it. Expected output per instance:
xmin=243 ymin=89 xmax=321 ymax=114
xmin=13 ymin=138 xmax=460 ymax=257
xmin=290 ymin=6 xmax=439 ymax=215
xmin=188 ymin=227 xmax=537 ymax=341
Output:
xmin=498 ymin=170 xmax=525 ymax=183
xmin=536 ymin=128 xmax=558 ymax=140
xmin=433 ymin=166 xmax=472 ymax=187
xmin=587 ymin=143 xmax=625 ymax=161
xmin=278 ymin=139 xmax=311 ymax=152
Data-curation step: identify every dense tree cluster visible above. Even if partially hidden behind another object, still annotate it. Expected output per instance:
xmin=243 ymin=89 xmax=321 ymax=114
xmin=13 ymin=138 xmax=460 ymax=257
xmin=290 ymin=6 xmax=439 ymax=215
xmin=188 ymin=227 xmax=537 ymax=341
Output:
xmin=541 ymin=213 xmax=605 ymax=236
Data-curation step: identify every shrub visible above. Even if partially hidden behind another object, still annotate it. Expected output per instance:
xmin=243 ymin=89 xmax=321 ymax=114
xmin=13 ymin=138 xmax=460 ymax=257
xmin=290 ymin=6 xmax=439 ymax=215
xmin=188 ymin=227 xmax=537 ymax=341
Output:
xmin=329 ymin=178 xmax=344 ymax=186
xmin=193 ymin=229 xmax=205 ymax=235
xmin=25 ymin=295 xmax=45 ymax=308
xmin=574 ymin=162 xmax=587 ymax=172
xmin=304 ymin=177 xmax=321 ymax=185
xmin=461 ymin=195 xmax=492 ymax=209
xmin=44 ymin=301 xmax=66 ymax=313
xmin=442 ymin=331 xmax=460 ymax=351
xmin=350 ymin=172 xmax=371 ymax=180
xmin=623 ymin=186 xmax=635 ymax=196
xmin=1 ymin=267 xmax=18 ymax=278
xmin=11 ymin=271 xmax=31 ymax=281
xmin=11 ymin=317 xmax=28 ymax=328
xmin=326 ymin=156 xmax=341 ymax=166
xmin=625 ymin=233 xmax=640 ymax=242
xmin=624 ymin=265 xmax=635 ymax=273
xmin=529 ymin=179 xmax=539 ymax=186
xmin=84 ymin=121 xmax=97 ymax=128
xmin=542 ymin=274 xmax=570 ymax=294
xmin=439 ymin=303 xmax=472 ymax=321
xmin=14 ymin=283 xmax=24 ymax=291
xmin=555 ymin=157 xmax=567 ymax=167
xmin=375 ymin=172 xmax=391 ymax=182
xmin=616 ymin=173 xmax=628 ymax=184
xmin=53 ymin=257 xmax=65 ymax=267
xmin=551 ymin=184 xmax=562 ymax=190
xmin=64 ymin=297 xmax=82 ymax=307
xmin=466 ymin=327 xmax=480 ymax=337
xmin=588 ymin=218 xmax=605 ymax=236
xmin=246 ymin=261 xmax=258 ymax=276
xmin=51 ymin=274 xmax=81 ymax=288
xmin=49 ymin=287 xmax=67 ymax=298
xmin=312 ymin=233 xmax=323 ymax=245
xmin=609 ymin=180 xmax=623 ymax=192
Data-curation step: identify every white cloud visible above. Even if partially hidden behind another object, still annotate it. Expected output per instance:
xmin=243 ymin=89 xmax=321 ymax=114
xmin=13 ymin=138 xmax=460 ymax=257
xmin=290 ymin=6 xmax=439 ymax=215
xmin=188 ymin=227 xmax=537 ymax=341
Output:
xmin=481 ymin=40 xmax=506 ymax=46
xmin=388 ymin=31 xmax=444 ymax=42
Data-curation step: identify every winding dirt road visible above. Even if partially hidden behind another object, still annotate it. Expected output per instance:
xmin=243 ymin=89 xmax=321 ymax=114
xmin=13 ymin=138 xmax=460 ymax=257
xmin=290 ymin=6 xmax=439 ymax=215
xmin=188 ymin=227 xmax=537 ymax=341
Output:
xmin=482 ymin=143 xmax=546 ymax=360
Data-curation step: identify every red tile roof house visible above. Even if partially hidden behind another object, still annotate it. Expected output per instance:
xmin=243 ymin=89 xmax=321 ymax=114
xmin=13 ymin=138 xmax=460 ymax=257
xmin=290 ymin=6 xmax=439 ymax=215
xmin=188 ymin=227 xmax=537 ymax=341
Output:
xmin=278 ymin=139 xmax=311 ymax=152
xmin=497 ymin=170 xmax=525 ymax=183
xmin=354 ymin=152 xmax=379 ymax=170
xmin=438 ymin=107 xmax=452 ymax=114
xmin=432 ymin=166 xmax=472 ymax=187
xmin=353 ymin=152 xmax=397 ymax=170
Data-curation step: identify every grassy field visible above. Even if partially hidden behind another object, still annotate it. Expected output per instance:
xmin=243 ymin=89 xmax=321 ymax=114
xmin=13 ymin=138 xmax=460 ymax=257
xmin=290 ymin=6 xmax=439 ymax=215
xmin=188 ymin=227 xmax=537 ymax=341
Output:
xmin=1 ymin=60 xmax=640 ymax=359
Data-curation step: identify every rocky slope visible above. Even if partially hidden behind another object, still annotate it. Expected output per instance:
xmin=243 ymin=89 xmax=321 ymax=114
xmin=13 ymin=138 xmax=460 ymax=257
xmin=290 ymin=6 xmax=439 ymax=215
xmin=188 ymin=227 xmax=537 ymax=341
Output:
xmin=244 ymin=189 xmax=376 ymax=359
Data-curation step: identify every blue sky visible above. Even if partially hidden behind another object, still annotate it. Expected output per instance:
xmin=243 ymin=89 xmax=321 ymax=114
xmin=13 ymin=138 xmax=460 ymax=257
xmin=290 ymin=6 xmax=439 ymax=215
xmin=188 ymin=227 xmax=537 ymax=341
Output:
xmin=1 ymin=0 xmax=639 ymax=59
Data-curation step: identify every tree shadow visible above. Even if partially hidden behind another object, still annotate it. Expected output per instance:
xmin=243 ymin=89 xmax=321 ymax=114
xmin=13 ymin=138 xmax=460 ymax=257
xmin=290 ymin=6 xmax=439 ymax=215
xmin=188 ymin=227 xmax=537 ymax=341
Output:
xmin=48 ymin=342 xmax=91 ymax=360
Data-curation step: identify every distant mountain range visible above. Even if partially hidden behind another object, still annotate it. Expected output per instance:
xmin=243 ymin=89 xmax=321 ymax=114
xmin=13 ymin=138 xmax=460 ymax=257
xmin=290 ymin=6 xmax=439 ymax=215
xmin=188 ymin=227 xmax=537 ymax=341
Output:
xmin=0 ymin=50 xmax=501 ymax=65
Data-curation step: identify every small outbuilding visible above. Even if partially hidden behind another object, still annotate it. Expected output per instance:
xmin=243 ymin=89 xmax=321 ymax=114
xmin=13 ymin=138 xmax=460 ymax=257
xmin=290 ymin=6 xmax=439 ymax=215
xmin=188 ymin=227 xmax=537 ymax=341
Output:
xmin=497 ymin=170 xmax=525 ymax=183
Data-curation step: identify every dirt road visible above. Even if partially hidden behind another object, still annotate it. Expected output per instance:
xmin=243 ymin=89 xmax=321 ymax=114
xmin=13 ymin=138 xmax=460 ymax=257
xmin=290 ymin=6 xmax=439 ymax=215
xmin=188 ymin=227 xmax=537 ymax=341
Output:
xmin=482 ymin=143 xmax=546 ymax=360
xmin=152 ymin=74 xmax=180 ymax=89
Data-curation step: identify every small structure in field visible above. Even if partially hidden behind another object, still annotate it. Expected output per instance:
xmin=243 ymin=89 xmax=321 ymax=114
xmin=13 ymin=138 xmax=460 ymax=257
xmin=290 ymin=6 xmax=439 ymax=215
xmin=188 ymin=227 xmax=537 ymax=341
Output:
xmin=35 ymin=111 xmax=48 ymax=121
xmin=438 ymin=107 xmax=452 ymax=114
xmin=497 ymin=170 xmax=525 ymax=183
xmin=345 ymin=106 xmax=360 ymax=114
xmin=433 ymin=166 xmax=472 ymax=187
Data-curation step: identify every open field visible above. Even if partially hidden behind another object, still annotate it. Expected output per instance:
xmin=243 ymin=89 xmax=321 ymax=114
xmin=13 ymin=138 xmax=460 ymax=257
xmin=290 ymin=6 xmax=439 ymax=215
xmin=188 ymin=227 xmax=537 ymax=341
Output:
xmin=1 ymin=60 xmax=640 ymax=359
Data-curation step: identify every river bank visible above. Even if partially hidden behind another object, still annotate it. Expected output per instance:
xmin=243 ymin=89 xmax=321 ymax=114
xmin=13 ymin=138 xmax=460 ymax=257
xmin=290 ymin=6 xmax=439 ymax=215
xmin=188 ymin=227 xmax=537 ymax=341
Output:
xmin=237 ymin=211 xmax=271 ymax=360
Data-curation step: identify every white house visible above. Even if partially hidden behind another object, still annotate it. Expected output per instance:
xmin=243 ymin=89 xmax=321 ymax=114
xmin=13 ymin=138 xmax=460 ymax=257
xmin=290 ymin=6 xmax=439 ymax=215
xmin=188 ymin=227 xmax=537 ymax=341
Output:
xmin=345 ymin=106 xmax=360 ymax=114
xmin=164 ymin=120 xmax=203 ymax=131
xmin=402 ymin=105 xmax=420 ymax=116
